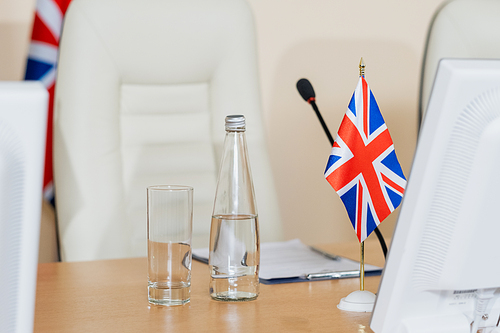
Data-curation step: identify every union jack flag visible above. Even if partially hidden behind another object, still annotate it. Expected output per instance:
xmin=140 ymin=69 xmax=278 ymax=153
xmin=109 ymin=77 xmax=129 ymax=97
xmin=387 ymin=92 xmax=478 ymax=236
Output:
xmin=25 ymin=0 xmax=72 ymax=202
xmin=324 ymin=76 xmax=406 ymax=242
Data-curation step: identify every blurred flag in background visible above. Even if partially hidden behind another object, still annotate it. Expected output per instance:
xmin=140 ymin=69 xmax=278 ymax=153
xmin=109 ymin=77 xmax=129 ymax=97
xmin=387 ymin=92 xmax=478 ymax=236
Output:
xmin=24 ymin=0 xmax=72 ymax=204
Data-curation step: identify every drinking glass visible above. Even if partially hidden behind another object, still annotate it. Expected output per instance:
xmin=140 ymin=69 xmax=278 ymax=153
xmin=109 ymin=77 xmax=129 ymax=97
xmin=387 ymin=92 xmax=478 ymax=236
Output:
xmin=147 ymin=185 xmax=193 ymax=306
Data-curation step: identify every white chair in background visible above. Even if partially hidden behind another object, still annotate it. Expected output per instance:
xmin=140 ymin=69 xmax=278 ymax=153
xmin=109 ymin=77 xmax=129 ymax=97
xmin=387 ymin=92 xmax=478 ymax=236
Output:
xmin=54 ymin=0 xmax=283 ymax=261
xmin=420 ymin=0 xmax=500 ymax=122
xmin=0 ymin=82 xmax=47 ymax=333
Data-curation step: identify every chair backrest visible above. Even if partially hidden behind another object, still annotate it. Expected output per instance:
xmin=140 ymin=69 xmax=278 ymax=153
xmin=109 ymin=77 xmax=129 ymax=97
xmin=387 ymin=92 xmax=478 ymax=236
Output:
xmin=0 ymin=82 xmax=47 ymax=333
xmin=420 ymin=0 xmax=500 ymax=122
xmin=54 ymin=0 xmax=283 ymax=261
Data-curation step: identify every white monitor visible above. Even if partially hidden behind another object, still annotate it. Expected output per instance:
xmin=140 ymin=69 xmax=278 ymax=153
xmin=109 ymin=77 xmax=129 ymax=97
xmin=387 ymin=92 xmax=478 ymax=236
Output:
xmin=0 ymin=82 xmax=48 ymax=333
xmin=370 ymin=59 xmax=500 ymax=333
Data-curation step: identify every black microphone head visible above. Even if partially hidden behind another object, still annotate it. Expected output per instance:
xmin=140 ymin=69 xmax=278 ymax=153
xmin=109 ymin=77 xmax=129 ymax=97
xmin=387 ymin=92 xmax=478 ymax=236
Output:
xmin=296 ymin=78 xmax=316 ymax=103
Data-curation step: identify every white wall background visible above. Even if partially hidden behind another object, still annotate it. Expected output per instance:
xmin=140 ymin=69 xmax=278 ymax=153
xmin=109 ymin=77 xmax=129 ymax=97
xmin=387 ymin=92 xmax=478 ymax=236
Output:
xmin=0 ymin=0 xmax=445 ymax=246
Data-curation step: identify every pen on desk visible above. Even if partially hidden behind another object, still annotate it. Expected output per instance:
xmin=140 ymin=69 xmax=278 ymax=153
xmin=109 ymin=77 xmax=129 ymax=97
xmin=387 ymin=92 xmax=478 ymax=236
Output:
xmin=309 ymin=246 xmax=341 ymax=261
xmin=306 ymin=270 xmax=360 ymax=280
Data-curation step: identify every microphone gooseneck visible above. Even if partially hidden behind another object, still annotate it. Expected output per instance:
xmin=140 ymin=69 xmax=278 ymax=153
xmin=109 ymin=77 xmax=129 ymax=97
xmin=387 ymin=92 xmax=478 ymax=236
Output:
xmin=296 ymin=78 xmax=334 ymax=145
xmin=296 ymin=78 xmax=388 ymax=259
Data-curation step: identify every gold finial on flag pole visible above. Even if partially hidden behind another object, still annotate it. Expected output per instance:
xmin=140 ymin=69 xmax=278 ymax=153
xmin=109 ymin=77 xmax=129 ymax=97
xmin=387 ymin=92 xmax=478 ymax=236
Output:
xmin=359 ymin=57 xmax=365 ymax=77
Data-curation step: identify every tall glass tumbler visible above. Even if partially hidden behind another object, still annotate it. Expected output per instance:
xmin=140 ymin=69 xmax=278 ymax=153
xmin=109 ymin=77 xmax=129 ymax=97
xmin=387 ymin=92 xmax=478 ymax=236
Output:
xmin=147 ymin=185 xmax=193 ymax=306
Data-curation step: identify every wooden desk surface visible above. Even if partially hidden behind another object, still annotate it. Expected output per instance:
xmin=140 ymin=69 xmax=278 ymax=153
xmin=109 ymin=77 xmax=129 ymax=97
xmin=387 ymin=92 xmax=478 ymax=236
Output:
xmin=34 ymin=239 xmax=385 ymax=332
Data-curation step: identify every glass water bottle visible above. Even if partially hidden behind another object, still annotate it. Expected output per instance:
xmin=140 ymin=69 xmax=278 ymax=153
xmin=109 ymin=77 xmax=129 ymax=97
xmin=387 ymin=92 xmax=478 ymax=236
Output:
xmin=209 ymin=115 xmax=260 ymax=301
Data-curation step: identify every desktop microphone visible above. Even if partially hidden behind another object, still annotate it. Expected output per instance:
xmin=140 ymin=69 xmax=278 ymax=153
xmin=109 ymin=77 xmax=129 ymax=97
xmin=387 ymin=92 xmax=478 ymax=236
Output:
xmin=296 ymin=78 xmax=388 ymax=258
xmin=296 ymin=78 xmax=335 ymax=145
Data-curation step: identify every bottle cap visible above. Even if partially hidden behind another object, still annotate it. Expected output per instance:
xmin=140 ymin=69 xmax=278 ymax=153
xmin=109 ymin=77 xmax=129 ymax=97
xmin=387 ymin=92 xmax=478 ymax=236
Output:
xmin=225 ymin=115 xmax=246 ymax=131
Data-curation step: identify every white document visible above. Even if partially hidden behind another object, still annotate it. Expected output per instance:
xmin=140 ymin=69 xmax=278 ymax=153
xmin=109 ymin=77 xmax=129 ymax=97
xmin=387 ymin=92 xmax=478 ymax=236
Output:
xmin=192 ymin=239 xmax=382 ymax=283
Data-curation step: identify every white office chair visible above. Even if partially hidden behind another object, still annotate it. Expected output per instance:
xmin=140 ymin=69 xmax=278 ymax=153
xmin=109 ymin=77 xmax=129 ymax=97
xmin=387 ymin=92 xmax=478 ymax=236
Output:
xmin=54 ymin=0 xmax=283 ymax=261
xmin=420 ymin=0 xmax=500 ymax=121
xmin=0 ymin=82 xmax=47 ymax=333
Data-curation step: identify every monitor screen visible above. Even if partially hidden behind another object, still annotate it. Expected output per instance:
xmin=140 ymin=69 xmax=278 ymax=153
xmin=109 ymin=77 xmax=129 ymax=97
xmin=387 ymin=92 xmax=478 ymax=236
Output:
xmin=370 ymin=59 xmax=500 ymax=333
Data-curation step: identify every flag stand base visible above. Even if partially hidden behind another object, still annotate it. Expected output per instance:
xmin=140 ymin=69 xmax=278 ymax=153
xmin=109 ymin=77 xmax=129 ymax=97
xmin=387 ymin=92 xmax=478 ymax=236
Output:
xmin=337 ymin=290 xmax=376 ymax=312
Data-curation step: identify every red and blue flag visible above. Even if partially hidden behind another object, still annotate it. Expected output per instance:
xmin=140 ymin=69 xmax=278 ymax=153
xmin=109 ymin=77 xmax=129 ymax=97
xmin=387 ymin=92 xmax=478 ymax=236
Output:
xmin=25 ymin=0 xmax=72 ymax=202
xmin=325 ymin=76 xmax=406 ymax=242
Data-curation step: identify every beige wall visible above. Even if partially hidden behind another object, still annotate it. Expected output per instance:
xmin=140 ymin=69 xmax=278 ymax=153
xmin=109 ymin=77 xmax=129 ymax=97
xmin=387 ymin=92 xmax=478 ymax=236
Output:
xmin=0 ymin=0 xmax=445 ymax=246
xmin=246 ymin=0 xmax=445 ymax=245
xmin=0 ymin=0 xmax=35 ymax=80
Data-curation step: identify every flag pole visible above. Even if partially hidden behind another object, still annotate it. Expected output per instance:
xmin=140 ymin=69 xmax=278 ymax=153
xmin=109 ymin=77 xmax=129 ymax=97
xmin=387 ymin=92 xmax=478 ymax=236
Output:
xmin=359 ymin=57 xmax=366 ymax=293
xmin=360 ymin=241 xmax=365 ymax=291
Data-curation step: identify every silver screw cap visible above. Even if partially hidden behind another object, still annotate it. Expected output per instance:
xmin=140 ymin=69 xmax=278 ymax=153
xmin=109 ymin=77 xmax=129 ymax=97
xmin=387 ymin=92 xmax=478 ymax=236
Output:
xmin=225 ymin=115 xmax=246 ymax=131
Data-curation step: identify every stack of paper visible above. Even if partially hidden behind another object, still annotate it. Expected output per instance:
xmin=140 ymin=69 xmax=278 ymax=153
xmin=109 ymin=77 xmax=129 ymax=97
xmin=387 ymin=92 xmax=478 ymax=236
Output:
xmin=192 ymin=239 xmax=382 ymax=284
